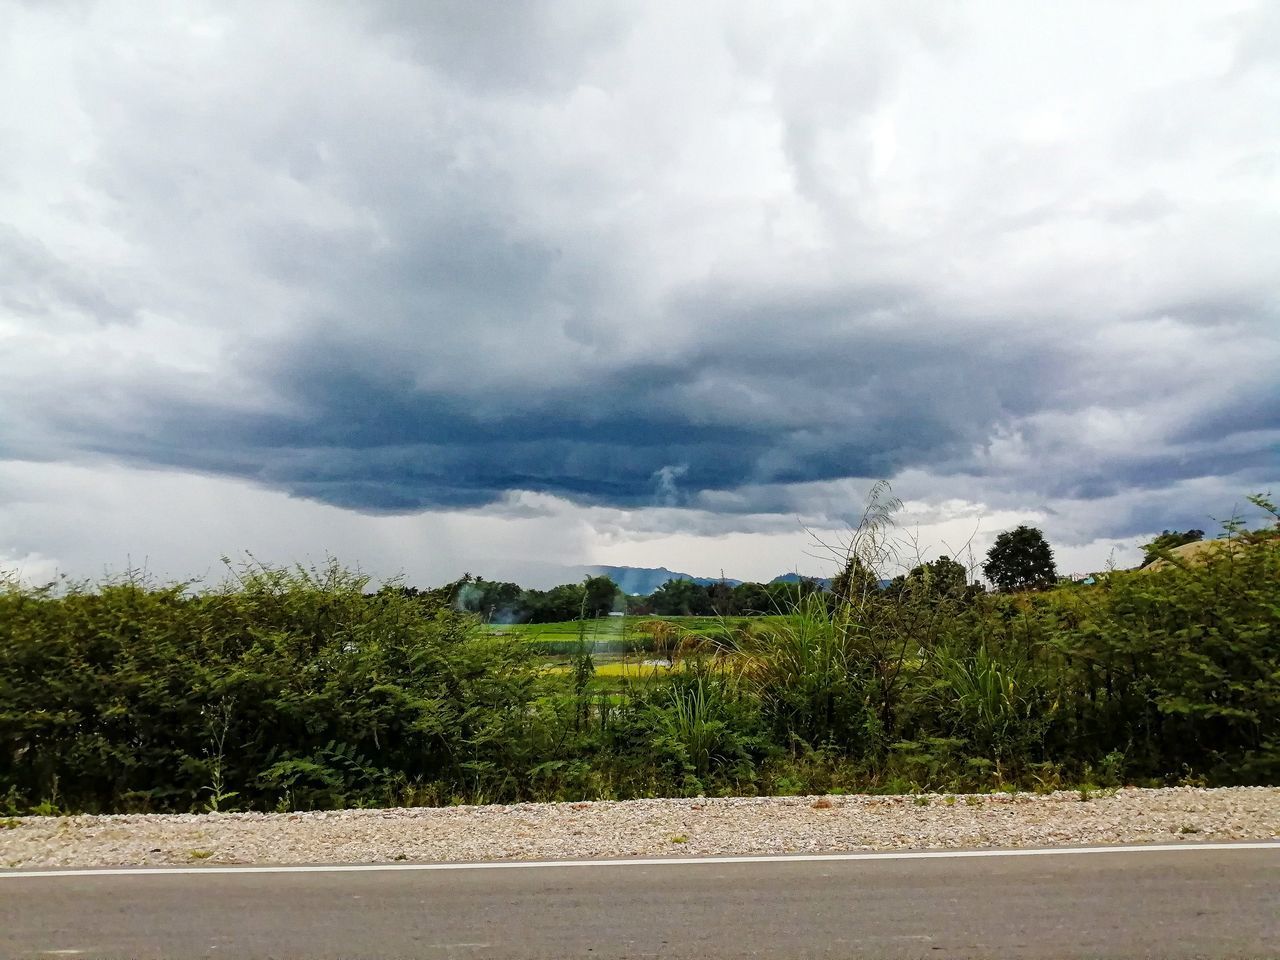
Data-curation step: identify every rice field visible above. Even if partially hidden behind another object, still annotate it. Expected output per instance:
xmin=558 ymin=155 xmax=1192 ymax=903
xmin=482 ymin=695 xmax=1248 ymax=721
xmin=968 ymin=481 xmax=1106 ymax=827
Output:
xmin=488 ymin=615 xmax=779 ymax=687
xmin=542 ymin=659 xmax=677 ymax=678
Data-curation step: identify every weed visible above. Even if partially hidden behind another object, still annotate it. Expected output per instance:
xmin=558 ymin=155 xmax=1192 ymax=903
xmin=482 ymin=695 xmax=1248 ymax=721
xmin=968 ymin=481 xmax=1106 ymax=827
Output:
xmin=913 ymin=795 xmax=931 ymax=807
xmin=964 ymin=795 xmax=982 ymax=807
xmin=670 ymin=834 xmax=688 ymax=844
xmin=201 ymin=697 xmax=239 ymax=813
xmin=772 ymin=775 xmax=804 ymax=797
xmin=188 ymin=849 xmax=214 ymax=860
xmin=1096 ymin=751 xmax=1126 ymax=788
xmin=0 ymin=818 xmax=20 ymax=829
xmin=943 ymin=795 xmax=957 ymax=806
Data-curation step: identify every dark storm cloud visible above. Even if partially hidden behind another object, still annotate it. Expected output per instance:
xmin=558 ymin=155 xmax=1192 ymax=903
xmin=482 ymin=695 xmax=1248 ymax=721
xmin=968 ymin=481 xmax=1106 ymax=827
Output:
xmin=0 ymin=0 xmax=1276 ymax=544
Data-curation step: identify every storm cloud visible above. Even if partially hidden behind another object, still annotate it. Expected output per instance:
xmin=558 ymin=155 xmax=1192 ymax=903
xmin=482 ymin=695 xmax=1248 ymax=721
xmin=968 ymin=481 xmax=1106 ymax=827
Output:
xmin=0 ymin=0 xmax=1277 ymax=580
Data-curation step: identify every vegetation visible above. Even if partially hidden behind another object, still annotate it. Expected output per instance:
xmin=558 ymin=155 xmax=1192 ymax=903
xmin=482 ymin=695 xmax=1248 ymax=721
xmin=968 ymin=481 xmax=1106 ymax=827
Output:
xmin=449 ymin=574 xmax=620 ymax=623
xmin=983 ymin=525 xmax=1058 ymax=592
xmin=445 ymin=571 xmax=825 ymax=625
xmin=0 ymin=495 xmax=1276 ymax=815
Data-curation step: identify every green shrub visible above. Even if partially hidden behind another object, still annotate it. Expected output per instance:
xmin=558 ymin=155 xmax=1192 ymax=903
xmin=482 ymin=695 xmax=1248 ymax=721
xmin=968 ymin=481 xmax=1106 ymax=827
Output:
xmin=1 ymin=509 xmax=1276 ymax=813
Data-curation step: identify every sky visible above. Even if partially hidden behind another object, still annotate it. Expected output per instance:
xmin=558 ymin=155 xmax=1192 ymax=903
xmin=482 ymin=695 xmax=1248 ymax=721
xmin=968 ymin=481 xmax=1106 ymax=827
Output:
xmin=1 ymin=0 xmax=1277 ymax=588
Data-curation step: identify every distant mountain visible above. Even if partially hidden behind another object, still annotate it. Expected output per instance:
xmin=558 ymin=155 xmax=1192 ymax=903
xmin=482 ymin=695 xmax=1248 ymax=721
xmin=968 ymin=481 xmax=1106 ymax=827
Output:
xmin=463 ymin=563 xmax=916 ymax=599
xmin=579 ymin=565 xmax=741 ymax=595
xmin=580 ymin=566 xmax=853 ymax=595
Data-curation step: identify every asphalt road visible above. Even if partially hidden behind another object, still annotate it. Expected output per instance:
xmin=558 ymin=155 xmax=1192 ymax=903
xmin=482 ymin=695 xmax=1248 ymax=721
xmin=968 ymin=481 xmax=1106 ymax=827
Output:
xmin=1 ymin=845 xmax=1276 ymax=959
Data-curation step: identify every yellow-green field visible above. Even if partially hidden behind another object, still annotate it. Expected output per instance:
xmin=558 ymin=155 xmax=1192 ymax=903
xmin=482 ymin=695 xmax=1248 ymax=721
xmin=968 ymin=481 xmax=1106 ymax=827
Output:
xmin=493 ymin=615 xmax=773 ymax=688
xmin=542 ymin=659 xmax=677 ymax=678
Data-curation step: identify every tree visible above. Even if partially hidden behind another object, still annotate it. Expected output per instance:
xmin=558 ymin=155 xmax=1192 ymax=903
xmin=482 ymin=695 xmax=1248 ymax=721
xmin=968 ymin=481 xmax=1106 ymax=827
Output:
xmin=1140 ymin=529 xmax=1204 ymax=568
xmin=983 ymin=526 xmax=1057 ymax=592
xmin=831 ymin=556 xmax=881 ymax=606
xmin=732 ymin=581 xmax=773 ymax=615
xmin=453 ymin=576 xmax=523 ymax=620
xmin=582 ymin=575 xmax=620 ymax=618
xmin=889 ymin=555 xmax=970 ymax=600
xmin=706 ymin=579 xmax=736 ymax=616
xmin=520 ymin=582 xmax=587 ymax=623
xmin=647 ymin=578 xmax=713 ymax=616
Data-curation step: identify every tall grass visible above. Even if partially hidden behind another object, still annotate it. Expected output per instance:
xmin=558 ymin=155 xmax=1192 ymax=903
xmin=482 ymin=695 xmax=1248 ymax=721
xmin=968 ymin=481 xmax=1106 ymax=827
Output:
xmin=729 ymin=594 xmax=867 ymax=748
xmin=932 ymin=643 xmax=1047 ymax=765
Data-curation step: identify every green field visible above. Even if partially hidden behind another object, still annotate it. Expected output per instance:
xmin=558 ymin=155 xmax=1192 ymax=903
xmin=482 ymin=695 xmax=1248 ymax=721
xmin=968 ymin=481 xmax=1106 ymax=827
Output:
xmin=484 ymin=614 xmax=780 ymax=655
xmin=485 ymin=615 xmax=776 ymax=641
xmin=543 ymin=659 xmax=677 ymax=679
xmin=486 ymin=615 xmax=774 ymax=686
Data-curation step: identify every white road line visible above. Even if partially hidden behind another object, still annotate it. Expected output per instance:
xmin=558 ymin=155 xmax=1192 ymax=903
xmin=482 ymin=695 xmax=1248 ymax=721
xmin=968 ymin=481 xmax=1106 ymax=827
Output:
xmin=1 ymin=842 xmax=1276 ymax=879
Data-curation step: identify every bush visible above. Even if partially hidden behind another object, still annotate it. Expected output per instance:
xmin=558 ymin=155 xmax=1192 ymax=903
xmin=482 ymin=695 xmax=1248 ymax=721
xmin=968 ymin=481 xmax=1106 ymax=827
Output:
xmin=0 ymin=562 xmax=540 ymax=812
xmin=1052 ymin=532 xmax=1280 ymax=782
xmin=2 ymin=508 xmax=1277 ymax=813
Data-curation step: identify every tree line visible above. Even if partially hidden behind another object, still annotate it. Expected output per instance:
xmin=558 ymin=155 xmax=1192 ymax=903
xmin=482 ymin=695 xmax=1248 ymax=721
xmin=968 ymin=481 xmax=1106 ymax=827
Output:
xmin=409 ymin=520 xmax=1211 ymax=622
xmin=439 ymin=573 xmax=830 ymax=622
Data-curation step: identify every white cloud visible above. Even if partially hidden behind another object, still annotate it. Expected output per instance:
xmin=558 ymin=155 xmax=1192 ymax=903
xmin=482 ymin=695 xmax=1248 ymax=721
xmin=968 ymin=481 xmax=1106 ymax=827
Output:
xmin=0 ymin=0 xmax=1275 ymax=583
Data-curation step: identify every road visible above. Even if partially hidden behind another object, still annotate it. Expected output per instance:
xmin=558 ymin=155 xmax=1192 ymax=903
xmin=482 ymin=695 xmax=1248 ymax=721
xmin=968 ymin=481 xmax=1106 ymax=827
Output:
xmin=1 ymin=844 xmax=1276 ymax=959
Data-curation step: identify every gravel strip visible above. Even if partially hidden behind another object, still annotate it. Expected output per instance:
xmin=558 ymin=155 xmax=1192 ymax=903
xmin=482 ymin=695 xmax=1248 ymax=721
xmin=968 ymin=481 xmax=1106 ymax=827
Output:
xmin=2 ymin=787 xmax=1276 ymax=869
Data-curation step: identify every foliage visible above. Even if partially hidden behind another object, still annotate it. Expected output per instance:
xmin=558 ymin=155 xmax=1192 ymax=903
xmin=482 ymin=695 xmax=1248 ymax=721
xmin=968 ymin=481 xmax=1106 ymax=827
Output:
xmin=1 ymin=495 xmax=1277 ymax=813
xmin=582 ymin=576 xmax=622 ymax=618
xmin=887 ymin=556 xmax=974 ymax=601
xmin=0 ymin=561 xmax=541 ymax=812
xmin=646 ymin=578 xmax=716 ymax=616
xmin=729 ymin=593 xmax=869 ymax=747
xmin=453 ymin=576 xmax=524 ymax=620
xmin=983 ymin=526 xmax=1058 ymax=592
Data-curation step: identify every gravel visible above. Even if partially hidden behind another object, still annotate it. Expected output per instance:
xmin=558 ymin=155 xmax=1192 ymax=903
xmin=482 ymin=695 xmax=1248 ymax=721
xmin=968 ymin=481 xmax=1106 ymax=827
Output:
xmin=2 ymin=787 xmax=1276 ymax=869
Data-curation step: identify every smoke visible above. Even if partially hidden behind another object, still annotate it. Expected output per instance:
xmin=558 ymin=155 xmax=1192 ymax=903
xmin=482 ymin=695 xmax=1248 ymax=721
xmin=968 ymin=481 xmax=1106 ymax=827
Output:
xmin=453 ymin=582 xmax=484 ymax=612
xmin=488 ymin=606 xmax=525 ymax=625
xmin=653 ymin=464 xmax=688 ymax=507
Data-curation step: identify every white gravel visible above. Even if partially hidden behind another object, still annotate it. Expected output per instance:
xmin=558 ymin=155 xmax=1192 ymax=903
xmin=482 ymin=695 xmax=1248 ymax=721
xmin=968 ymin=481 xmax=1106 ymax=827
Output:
xmin=2 ymin=787 xmax=1276 ymax=869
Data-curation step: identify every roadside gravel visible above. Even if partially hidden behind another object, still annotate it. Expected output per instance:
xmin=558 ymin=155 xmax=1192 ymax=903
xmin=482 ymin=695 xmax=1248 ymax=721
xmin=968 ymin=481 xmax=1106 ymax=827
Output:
xmin=2 ymin=787 xmax=1276 ymax=869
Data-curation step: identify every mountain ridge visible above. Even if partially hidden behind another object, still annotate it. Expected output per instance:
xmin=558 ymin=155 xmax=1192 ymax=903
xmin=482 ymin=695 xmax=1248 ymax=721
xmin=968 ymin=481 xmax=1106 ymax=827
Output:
xmin=577 ymin=565 xmax=833 ymax=595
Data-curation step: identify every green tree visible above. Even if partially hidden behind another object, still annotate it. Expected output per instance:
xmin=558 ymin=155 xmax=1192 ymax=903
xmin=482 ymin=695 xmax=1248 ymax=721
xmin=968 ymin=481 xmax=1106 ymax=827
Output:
xmin=1139 ymin=529 xmax=1205 ymax=568
xmin=732 ymin=581 xmax=774 ymax=615
xmin=648 ymin=578 xmax=713 ymax=616
xmin=831 ymin=557 xmax=881 ymax=606
xmin=707 ymin=579 xmax=737 ymax=616
xmin=520 ymin=582 xmax=588 ymax=622
xmin=983 ymin=526 xmax=1057 ymax=592
xmin=454 ymin=576 xmax=523 ymax=619
xmin=582 ymin=575 xmax=621 ymax=618
xmin=888 ymin=555 xmax=971 ymax=601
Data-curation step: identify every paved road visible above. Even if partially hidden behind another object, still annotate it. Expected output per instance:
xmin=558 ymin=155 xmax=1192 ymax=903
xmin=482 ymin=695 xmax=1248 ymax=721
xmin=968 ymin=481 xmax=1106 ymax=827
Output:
xmin=1 ymin=845 xmax=1276 ymax=959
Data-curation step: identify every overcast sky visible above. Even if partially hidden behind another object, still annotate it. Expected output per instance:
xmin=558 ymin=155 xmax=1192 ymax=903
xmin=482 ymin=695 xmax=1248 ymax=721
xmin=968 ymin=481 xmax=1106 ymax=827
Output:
xmin=1 ymin=0 xmax=1277 ymax=588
